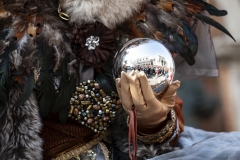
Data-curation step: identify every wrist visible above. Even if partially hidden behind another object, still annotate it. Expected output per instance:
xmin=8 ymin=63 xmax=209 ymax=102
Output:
xmin=137 ymin=109 xmax=178 ymax=145
xmin=137 ymin=116 xmax=168 ymax=135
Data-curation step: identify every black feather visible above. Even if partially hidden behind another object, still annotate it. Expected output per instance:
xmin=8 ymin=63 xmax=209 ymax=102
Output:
xmin=14 ymin=71 xmax=35 ymax=107
xmin=203 ymin=2 xmax=228 ymax=16
xmin=51 ymin=59 xmax=76 ymax=123
xmin=194 ymin=13 xmax=235 ymax=42
xmin=0 ymin=58 xmax=10 ymax=103
xmin=36 ymin=72 xmax=56 ymax=118
xmin=182 ymin=21 xmax=198 ymax=57
xmin=56 ymin=75 xmax=76 ymax=124
xmin=95 ymin=57 xmax=116 ymax=95
xmin=0 ymin=17 xmax=12 ymax=40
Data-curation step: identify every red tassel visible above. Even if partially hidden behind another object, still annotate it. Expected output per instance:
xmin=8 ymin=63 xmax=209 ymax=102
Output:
xmin=128 ymin=105 xmax=137 ymax=160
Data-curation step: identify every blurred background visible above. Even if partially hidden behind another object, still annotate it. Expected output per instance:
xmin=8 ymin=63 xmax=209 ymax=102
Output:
xmin=178 ymin=0 xmax=240 ymax=132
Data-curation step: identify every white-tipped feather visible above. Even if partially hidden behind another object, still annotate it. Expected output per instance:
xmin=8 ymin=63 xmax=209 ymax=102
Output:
xmin=61 ymin=0 xmax=147 ymax=29
xmin=9 ymin=50 xmax=22 ymax=70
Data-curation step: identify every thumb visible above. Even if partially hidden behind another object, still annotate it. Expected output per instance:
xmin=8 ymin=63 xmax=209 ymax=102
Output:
xmin=160 ymin=80 xmax=180 ymax=108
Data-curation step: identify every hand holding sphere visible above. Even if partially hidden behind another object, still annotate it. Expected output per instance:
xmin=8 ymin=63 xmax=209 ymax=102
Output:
xmin=113 ymin=38 xmax=180 ymax=134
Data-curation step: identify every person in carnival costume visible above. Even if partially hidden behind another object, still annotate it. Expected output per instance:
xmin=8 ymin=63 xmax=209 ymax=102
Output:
xmin=0 ymin=0 xmax=239 ymax=159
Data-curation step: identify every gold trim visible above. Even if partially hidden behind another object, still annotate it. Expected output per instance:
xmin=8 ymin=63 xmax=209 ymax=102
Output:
xmin=53 ymin=132 xmax=109 ymax=160
xmin=98 ymin=142 xmax=109 ymax=160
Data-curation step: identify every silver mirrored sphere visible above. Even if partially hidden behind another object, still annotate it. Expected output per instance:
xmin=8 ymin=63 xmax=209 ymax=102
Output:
xmin=113 ymin=38 xmax=175 ymax=92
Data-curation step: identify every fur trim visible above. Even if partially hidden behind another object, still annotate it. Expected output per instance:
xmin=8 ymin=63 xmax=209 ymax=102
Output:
xmin=0 ymin=84 xmax=43 ymax=160
xmin=60 ymin=0 xmax=147 ymax=29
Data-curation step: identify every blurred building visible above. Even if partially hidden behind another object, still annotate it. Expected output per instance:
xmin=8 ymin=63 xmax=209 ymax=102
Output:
xmin=211 ymin=0 xmax=240 ymax=131
xmin=179 ymin=0 xmax=240 ymax=132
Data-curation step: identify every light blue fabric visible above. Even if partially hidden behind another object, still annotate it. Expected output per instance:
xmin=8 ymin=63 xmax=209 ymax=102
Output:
xmin=149 ymin=126 xmax=240 ymax=160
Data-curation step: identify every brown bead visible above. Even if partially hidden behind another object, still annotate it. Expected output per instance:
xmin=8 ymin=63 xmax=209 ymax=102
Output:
xmin=93 ymin=105 xmax=100 ymax=110
xmin=103 ymin=116 xmax=109 ymax=122
xmin=87 ymin=118 xmax=93 ymax=124
xmin=94 ymin=83 xmax=100 ymax=89
xmin=79 ymin=94 xmax=85 ymax=100
xmin=73 ymin=108 xmax=79 ymax=116
xmin=112 ymin=99 xmax=116 ymax=103
xmin=116 ymin=99 xmax=121 ymax=105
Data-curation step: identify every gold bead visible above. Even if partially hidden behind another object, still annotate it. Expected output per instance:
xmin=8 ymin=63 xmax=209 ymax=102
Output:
xmin=83 ymin=82 xmax=87 ymax=85
xmin=87 ymin=105 xmax=92 ymax=110
xmin=81 ymin=101 xmax=90 ymax=105
xmin=76 ymin=87 xmax=81 ymax=92
xmin=68 ymin=105 xmax=74 ymax=114
xmin=105 ymin=109 xmax=110 ymax=114
xmin=75 ymin=100 xmax=79 ymax=105
xmin=99 ymin=89 xmax=106 ymax=97
xmin=91 ymin=91 xmax=95 ymax=97
xmin=90 ymin=83 xmax=94 ymax=87
xmin=105 ymin=101 xmax=110 ymax=105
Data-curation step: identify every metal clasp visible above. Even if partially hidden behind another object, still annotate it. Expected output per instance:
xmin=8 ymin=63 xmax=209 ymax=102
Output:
xmin=58 ymin=4 xmax=69 ymax=21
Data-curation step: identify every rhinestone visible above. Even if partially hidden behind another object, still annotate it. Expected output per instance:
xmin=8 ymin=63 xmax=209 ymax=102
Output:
xmin=85 ymin=36 xmax=100 ymax=50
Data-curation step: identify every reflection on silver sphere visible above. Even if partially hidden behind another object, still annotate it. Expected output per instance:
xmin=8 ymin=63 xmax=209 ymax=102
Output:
xmin=113 ymin=38 xmax=175 ymax=92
